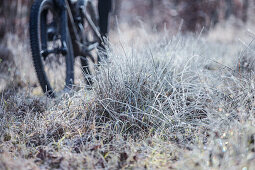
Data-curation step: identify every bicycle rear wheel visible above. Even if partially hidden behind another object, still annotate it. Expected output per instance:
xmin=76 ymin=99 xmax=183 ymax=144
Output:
xmin=30 ymin=0 xmax=74 ymax=97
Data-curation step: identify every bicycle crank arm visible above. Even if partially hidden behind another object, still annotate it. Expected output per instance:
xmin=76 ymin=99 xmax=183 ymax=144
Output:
xmin=85 ymin=42 xmax=99 ymax=52
xmin=78 ymin=42 xmax=98 ymax=55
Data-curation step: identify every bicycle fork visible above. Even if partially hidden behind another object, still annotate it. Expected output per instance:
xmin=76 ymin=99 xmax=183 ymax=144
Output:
xmin=56 ymin=0 xmax=68 ymax=55
xmin=54 ymin=0 xmax=74 ymax=88
xmin=40 ymin=0 xmax=69 ymax=58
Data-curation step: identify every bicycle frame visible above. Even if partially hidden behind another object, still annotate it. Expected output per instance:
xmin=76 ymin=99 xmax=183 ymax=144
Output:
xmin=53 ymin=0 xmax=102 ymax=57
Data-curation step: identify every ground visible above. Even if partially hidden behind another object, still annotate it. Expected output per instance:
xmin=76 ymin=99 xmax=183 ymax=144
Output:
xmin=1 ymin=21 xmax=255 ymax=169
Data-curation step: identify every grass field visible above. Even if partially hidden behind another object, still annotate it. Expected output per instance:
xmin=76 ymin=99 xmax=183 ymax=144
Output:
xmin=1 ymin=22 xmax=255 ymax=169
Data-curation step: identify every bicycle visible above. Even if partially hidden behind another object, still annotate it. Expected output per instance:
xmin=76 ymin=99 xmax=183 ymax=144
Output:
xmin=29 ymin=0 xmax=103 ymax=97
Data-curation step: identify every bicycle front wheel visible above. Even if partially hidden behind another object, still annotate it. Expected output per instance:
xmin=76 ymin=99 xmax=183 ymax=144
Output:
xmin=29 ymin=0 xmax=74 ymax=97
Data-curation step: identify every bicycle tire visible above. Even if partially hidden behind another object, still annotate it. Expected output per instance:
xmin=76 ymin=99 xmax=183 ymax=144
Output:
xmin=29 ymin=0 xmax=74 ymax=97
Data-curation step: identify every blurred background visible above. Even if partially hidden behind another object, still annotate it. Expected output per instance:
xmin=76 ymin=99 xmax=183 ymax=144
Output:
xmin=0 ymin=0 xmax=254 ymax=91
xmin=0 ymin=0 xmax=253 ymax=39
xmin=118 ymin=0 xmax=251 ymax=31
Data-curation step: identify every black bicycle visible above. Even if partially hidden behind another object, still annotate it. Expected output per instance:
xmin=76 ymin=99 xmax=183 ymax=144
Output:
xmin=29 ymin=0 xmax=102 ymax=97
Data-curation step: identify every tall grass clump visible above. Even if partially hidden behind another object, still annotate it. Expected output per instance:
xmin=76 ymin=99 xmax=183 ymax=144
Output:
xmin=2 ymin=26 xmax=255 ymax=169
xmin=91 ymin=29 xmax=253 ymax=147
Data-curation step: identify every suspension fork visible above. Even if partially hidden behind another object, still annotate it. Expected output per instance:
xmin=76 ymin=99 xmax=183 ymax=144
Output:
xmin=54 ymin=0 xmax=68 ymax=55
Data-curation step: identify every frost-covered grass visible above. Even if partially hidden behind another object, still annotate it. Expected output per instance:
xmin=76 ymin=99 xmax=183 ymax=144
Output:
xmin=1 ymin=24 xmax=255 ymax=169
